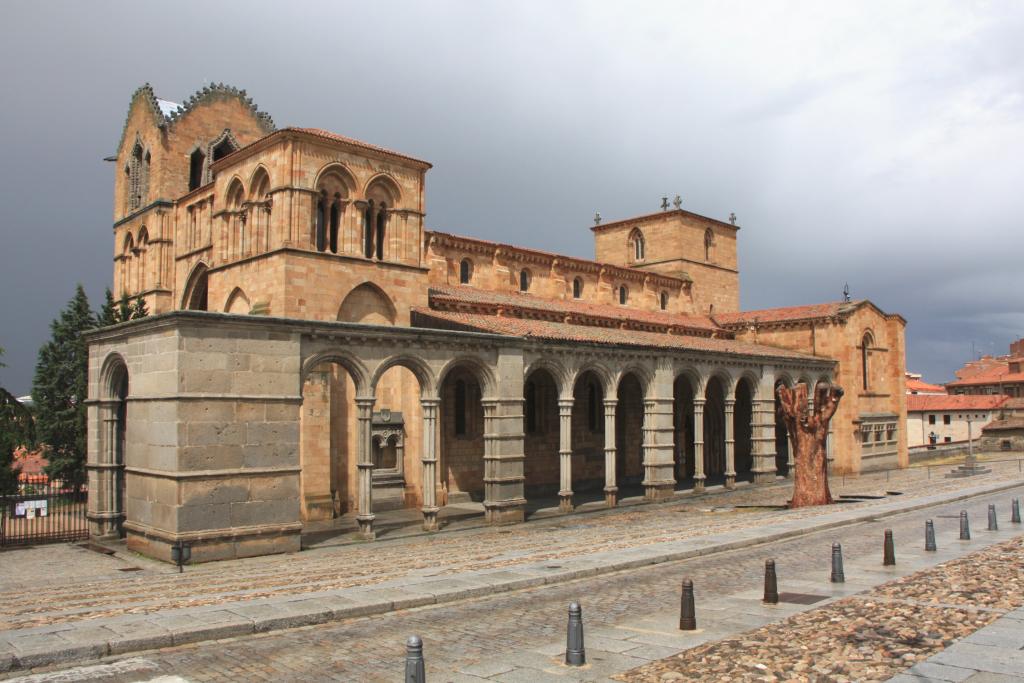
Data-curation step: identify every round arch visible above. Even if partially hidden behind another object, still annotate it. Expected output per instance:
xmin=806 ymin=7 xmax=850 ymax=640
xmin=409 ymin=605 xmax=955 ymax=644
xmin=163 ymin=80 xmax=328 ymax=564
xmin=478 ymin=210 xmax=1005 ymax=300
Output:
xmin=300 ymin=350 xmax=370 ymax=397
xmin=436 ymin=355 xmax=497 ymax=399
xmin=181 ymin=261 xmax=209 ymax=311
xmin=337 ymin=282 xmax=397 ymax=325
xmin=313 ymin=162 xmax=357 ymax=196
xmin=99 ymin=352 xmax=130 ymax=400
xmin=248 ymin=165 xmax=272 ymax=198
xmin=614 ymin=364 xmax=653 ymax=397
xmin=369 ymin=355 xmax=437 ymax=399
xmin=363 ymin=173 xmax=402 ymax=205
xmin=524 ymin=358 xmax=570 ymax=399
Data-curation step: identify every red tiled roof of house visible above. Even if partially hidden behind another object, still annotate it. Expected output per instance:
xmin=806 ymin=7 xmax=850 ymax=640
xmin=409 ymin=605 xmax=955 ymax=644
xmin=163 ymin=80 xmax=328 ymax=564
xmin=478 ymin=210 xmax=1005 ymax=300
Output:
xmin=429 ymin=286 xmax=722 ymax=335
xmin=287 ymin=127 xmax=432 ymax=167
xmin=714 ymin=301 xmax=862 ymax=327
xmin=982 ymin=417 xmax=1024 ymax=432
xmin=412 ymin=308 xmax=824 ymax=361
xmin=946 ymin=363 xmax=1024 ymax=387
xmin=906 ymin=394 xmax=1008 ymax=412
xmin=906 ymin=378 xmax=947 ymax=394
xmin=12 ymin=447 xmax=48 ymax=479
xmin=952 ymin=356 xmax=1008 ymax=381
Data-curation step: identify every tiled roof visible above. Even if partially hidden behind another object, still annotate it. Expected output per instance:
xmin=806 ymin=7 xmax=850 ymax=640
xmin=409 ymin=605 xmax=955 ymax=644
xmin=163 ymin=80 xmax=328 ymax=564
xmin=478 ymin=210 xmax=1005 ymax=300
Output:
xmin=982 ymin=417 xmax=1024 ymax=432
xmin=287 ymin=127 xmax=432 ymax=167
xmin=714 ymin=301 xmax=862 ymax=327
xmin=906 ymin=394 xmax=1008 ymax=412
xmin=412 ymin=308 xmax=824 ymax=361
xmin=429 ymin=286 xmax=721 ymax=334
xmin=946 ymin=363 xmax=1024 ymax=387
xmin=906 ymin=378 xmax=947 ymax=394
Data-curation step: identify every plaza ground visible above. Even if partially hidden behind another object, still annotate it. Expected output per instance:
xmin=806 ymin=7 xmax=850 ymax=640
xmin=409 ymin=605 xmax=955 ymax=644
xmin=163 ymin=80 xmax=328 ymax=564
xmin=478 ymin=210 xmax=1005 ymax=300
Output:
xmin=1 ymin=455 xmax=1023 ymax=680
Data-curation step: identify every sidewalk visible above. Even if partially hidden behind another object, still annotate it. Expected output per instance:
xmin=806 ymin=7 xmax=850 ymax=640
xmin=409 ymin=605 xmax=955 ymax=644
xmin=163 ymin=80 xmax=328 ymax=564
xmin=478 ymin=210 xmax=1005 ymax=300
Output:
xmin=1 ymin=472 xmax=1022 ymax=674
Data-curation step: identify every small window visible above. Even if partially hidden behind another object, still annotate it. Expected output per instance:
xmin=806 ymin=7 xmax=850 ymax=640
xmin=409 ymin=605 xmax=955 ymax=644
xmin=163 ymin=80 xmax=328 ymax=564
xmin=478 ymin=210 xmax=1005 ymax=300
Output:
xmin=519 ymin=269 xmax=531 ymax=292
xmin=861 ymin=431 xmax=869 ymax=444
xmin=630 ymin=229 xmax=645 ymax=262
xmin=704 ymin=228 xmax=714 ymax=261
xmin=874 ymin=430 xmax=882 ymax=442
xmin=459 ymin=259 xmax=472 ymax=284
xmin=619 ymin=286 xmax=628 ymax=305
xmin=572 ymin=277 xmax=582 ymax=299
xmin=928 ymin=414 xmax=936 ymax=425
xmin=660 ymin=291 xmax=668 ymax=310
xmin=943 ymin=414 xmax=951 ymax=425
xmin=944 ymin=436 xmax=952 ymax=443
xmin=189 ymin=149 xmax=206 ymax=191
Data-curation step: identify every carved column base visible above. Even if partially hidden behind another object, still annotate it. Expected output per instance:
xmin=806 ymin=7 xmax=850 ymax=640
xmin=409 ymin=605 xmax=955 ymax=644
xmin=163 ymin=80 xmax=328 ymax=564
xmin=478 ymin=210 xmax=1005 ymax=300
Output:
xmin=484 ymin=499 xmax=525 ymax=525
xmin=421 ymin=506 xmax=439 ymax=532
xmin=725 ymin=473 xmax=736 ymax=490
xmin=356 ymin=515 xmax=375 ymax=540
xmin=752 ymin=455 xmax=778 ymax=484
xmin=604 ymin=487 xmax=618 ymax=508
xmin=558 ymin=491 xmax=574 ymax=513
xmin=693 ymin=475 xmax=706 ymax=494
xmin=644 ymin=481 xmax=675 ymax=502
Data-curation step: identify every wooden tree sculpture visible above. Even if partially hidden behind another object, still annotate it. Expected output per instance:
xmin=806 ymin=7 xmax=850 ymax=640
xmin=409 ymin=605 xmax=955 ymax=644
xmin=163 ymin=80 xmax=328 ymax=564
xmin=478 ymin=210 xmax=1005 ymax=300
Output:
xmin=777 ymin=382 xmax=844 ymax=508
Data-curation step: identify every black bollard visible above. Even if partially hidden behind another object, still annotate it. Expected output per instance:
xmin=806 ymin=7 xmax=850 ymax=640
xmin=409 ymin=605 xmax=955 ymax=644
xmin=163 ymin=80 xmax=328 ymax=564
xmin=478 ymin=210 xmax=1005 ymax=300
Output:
xmin=763 ymin=560 xmax=779 ymax=604
xmin=405 ymin=635 xmax=425 ymax=683
xmin=565 ymin=602 xmax=586 ymax=666
xmin=925 ymin=520 xmax=937 ymax=552
xmin=988 ymin=504 xmax=999 ymax=531
xmin=883 ymin=529 xmax=896 ymax=566
xmin=679 ymin=579 xmax=697 ymax=631
xmin=1013 ymin=498 xmax=1021 ymax=525
xmin=960 ymin=510 xmax=971 ymax=540
xmin=830 ymin=542 xmax=845 ymax=583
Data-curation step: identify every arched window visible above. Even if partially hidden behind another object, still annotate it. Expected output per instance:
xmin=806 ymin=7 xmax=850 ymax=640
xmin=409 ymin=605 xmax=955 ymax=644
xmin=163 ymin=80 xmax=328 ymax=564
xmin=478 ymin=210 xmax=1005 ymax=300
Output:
xmin=189 ymin=149 xmax=206 ymax=191
xmin=619 ymin=285 xmax=628 ymax=305
xmin=329 ymin=201 xmax=340 ymax=253
xmin=861 ymin=332 xmax=874 ymax=391
xmin=630 ymin=229 xmax=645 ymax=262
xmin=212 ymin=137 xmax=235 ymax=163
xmin=519 ymin=269 xmax=531 ymax=292
xmin=572 ymin=277 xmax=582 ymax=299
xmin=454 ymin=379 xmax=467 ymax=436
xmin=363 ymin=201 xmax=375 ymax=259
xmin=704 ymin=228 xmax=714 ymax=261
xmin=126 ymin=141 xmax=147 ymax=211
xmin=315 ymin=193 xmax=327 ymax=252
xmin=375 ymin=202 xmax=387 ymax=260
xmin=459 ymin=259 xmax=472 ymax=284
xmin=660 ymin=291 xmax=669 ymax=310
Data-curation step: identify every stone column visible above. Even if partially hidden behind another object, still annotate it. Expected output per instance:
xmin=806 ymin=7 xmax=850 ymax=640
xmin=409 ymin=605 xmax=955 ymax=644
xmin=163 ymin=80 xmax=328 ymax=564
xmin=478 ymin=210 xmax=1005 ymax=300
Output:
xmin=724 ymin=398 xmax=736 ymax=490
xmin=751 ymin=375 xmax=778 ymax=484
xmin=420 ymin=398 xmax=440 ymax=531
xmin=482 ymin=397 xmax=526 ymax=524
xmin=603 ymin=398 xmax=618 ymax=507
xmin=558 ymin=398 xmax=574 ymax=513
xmin=693 ymin=398 xmax=706 ymax=493
xmin=642 ymin=362 xmax=676 ymax=501
xmin=355 ymin=397 xmax=376 ymax=539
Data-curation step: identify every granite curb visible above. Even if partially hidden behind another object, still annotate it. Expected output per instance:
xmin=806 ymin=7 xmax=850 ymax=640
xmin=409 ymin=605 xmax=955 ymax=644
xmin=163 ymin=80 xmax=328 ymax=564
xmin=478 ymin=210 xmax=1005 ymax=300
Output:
xmin=2 ymin=477 xmax=1021 ymax=674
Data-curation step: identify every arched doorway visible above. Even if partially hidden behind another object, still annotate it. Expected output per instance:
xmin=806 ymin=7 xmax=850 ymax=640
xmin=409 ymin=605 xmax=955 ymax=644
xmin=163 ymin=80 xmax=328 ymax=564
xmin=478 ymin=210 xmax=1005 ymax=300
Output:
xmin=370 ymin=364 xmax=425 ymax=512
xmin=734 ymin=378 xmax=755 ymax=481
xmin=570 ymin=370 xmax=608 ymax=504
xmin=615 ymin=373 xmax=645 ymax=490
xmin=774 ymin=379 xmax=791 ymax=476
xmin=299 ymin=359 xmax=361 ymax=522
xmin=704 ymin=376 xmax=727 ymax=481
xmin=109 ymin=362 xmax=129 ymax=538
xmin=439 ymin=365 xmax=485 ymax=504
xmin=673 ymin=375 xmax=696 ymax=487
xmin=523 ymin=368 xmax=559 ymax=504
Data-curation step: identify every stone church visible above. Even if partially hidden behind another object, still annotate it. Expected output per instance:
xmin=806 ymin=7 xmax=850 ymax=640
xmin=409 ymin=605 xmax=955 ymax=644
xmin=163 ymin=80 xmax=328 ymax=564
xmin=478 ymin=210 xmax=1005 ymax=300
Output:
xmin=85 ymin=83 xmax=908 ymax=561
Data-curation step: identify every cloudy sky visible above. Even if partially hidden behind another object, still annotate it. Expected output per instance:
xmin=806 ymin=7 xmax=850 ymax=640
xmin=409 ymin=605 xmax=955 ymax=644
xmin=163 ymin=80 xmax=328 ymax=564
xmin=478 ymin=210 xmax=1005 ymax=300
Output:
xmin=1 ymin=0 xmax=1022 ymax=394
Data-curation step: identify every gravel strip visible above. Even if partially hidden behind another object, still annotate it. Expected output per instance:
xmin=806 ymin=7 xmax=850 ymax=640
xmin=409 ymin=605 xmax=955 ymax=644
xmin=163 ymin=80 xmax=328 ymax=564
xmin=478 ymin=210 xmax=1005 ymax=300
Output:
xmin=616 ymin=537 xmax=1024 ymax=683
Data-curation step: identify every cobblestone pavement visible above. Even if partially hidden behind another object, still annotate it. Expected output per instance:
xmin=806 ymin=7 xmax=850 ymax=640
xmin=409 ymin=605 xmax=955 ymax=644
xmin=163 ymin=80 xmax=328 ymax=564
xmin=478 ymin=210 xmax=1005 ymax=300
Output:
xmin=6 ymin=480 xmax=1022 ymax=682
xmin=1 ymin=460 xmax=1020 ymax=633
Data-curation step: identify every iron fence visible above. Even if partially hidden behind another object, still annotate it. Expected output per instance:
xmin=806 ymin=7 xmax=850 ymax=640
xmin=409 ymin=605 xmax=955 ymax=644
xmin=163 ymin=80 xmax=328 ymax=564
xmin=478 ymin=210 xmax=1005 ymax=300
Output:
xmin=0 ymin=475 xmax=89 ymax=547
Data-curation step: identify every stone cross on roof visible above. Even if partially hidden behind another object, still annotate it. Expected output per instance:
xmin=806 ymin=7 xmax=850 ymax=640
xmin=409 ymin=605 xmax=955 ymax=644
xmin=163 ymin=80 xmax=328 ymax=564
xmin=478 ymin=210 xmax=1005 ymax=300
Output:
xmin=728 ymin=212 xmax=737 ymax=225
xmin=593 ymin=212 xmax=601 ymax=225
xmin=661 ymin=196 xmax=669 ymax=211
xmin=673 ymin=195 xmax=682 ymax=209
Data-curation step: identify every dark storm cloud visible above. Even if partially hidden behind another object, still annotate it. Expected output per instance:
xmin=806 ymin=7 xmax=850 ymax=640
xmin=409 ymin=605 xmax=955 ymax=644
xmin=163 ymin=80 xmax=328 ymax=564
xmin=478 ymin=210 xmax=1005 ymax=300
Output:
xmin=1 ymin=0 xmax=1022 ymax=393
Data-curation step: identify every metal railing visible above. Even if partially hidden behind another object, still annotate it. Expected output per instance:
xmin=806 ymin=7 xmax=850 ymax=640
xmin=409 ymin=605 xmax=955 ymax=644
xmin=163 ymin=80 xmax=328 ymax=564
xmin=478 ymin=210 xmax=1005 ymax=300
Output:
xmin=0 ymin=475 xmax=89 ymax=547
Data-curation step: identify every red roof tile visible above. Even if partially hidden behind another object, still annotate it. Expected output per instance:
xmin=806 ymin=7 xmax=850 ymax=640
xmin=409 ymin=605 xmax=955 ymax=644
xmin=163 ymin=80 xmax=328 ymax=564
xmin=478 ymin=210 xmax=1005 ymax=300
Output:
xmin=906 ymin=378 xmax=947 ymax=394
xmin=429 ymin=286 xmax=722 ymax=334
xmin=413 ymin=308 xmax=823 ymax=361
xmin=982 ymin=417 xmax=1024 ymax=432
xmin=288 ymin=127 xmax=432 ymax=167
xmin=946 ymin=363 xmax=1024 ymax=387
xmin=714 ymin=301 xmax=861 ymax=326
xmin=906 ymin=394 xmax=1008 ymax=412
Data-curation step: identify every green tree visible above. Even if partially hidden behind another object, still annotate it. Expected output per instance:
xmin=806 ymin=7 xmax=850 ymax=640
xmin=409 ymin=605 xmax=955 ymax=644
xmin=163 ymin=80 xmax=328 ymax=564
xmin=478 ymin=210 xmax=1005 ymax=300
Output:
xmin=131 ymin=296 xmax=149 ymax=319
xmin=117 ymin=293 xmax=132 ymax=324
xmin=0 ymin=347 xmax=34 ymax=495
xmin=98 ymin=288 xmax=119 ymax=326
xmin=32 ymin=285 xmax=95 ymax=489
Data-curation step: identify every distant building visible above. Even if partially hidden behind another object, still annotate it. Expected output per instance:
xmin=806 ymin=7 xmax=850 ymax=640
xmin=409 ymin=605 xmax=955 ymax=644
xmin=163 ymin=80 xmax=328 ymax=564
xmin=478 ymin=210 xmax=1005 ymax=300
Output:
xmin=906 ymin=394 xmax=1007 ymax=448
xmin=905 ymin=372 xmax=946 ymax=395
xmin=946 ymin=339 xmax=1024 ymax=397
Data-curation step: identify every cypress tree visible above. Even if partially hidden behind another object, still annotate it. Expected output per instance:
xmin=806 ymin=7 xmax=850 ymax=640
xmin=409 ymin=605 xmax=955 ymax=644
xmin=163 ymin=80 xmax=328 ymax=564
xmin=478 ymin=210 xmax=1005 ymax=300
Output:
xmin=98 ymin=288 xmax=119 ymax=326
xmin=131 ymin=296 xmax=149 ymax=319
xmin=32 ymin=285 xmax=95 ymax=489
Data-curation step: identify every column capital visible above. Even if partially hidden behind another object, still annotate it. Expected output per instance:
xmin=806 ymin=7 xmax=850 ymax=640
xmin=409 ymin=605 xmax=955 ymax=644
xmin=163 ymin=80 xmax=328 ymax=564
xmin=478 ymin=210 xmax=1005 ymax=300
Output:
xmin=603 ymin=398 xmax=618 ymax=408
xmin=420 ymin=397 xmax=441 ymax=408
xmin=558 ymin=398 xmax=575 ymax=410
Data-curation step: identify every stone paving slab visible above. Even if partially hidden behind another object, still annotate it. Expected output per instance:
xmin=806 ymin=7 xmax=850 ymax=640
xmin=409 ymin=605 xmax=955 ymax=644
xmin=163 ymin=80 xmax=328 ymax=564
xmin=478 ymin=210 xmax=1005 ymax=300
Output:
xmin=893 ymin=609 xmax=1024 ymax=681
xmin=1 ymin=477 xmax=1022 ymax=674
